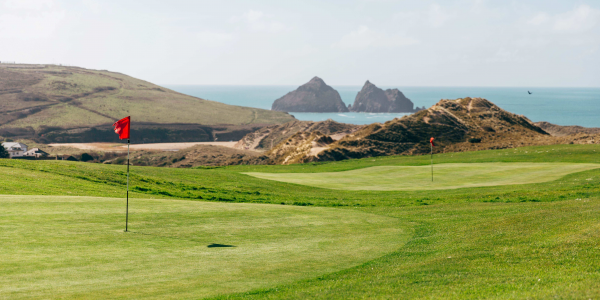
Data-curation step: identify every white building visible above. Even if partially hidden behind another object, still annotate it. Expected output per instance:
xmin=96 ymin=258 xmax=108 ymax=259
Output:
xmin=24 ymin=148 xmax=49 ymax=158
xmin=2 ymin=142 xmax=28 ymax=158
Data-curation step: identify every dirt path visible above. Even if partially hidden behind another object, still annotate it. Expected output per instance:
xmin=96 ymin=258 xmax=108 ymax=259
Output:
xmin=48 ymin=141 xmax=239 ymax=152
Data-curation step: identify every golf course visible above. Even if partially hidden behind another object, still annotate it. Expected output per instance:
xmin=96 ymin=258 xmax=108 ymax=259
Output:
xmin=2 ymin=143 xmax=600 ymax=298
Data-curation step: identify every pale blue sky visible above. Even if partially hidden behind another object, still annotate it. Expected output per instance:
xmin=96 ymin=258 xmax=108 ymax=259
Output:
xmin=0 ymin=0 xmax=598 ymax=86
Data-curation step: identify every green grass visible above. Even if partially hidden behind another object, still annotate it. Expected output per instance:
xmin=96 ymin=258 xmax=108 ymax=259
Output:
xmin=216 ymin=200 xmax=600 ymax=299
xmin=245 ymin=162 xmax=600 ymax=191
xmin=2 ymin=144 xmax=600 ymax=298
xmin=0 ymin=195 xmax=405 ymax=299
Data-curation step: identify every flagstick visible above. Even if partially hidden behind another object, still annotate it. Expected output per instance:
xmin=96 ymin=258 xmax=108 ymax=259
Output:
xmin=430 ymin=142 xmax=433 ymax=182
xmin=125 ymin=139 xmax=130 ymax=232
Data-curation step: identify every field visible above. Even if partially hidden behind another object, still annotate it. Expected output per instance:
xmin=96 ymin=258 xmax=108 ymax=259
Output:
xmin=1 ymin=143 xmax=600 ymax=298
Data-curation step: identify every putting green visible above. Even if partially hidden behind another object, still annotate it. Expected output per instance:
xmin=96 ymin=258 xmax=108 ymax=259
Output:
xmin=0 ymin=195 xmax=406 ymax=299
xmin=244 ymin=162 xmax=600 ymax=191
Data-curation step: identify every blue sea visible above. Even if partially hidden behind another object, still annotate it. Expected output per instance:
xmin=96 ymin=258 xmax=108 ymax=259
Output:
xmin=165 ymin=85 xmax=600 ymax=127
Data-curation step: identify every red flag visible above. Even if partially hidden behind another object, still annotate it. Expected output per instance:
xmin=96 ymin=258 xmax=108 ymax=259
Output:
xmin=430 ymin=137 xmax=435 ymax=147
xmin=113 ymin=116 xmax=130 ymax=140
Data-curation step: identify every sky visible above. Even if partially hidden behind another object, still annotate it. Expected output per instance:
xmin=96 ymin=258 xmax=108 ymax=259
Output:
xmin=0 ymin=0 xmax=599 ymax=86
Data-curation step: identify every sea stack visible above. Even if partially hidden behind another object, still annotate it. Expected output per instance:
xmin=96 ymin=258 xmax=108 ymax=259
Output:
xmin=271 ymin=77 xmax=349 ymax=113
xmin=351 ymin=81 xmax=415 ymax=113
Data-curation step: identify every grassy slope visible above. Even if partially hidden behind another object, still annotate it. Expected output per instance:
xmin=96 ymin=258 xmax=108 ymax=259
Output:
xmin=0 ymin=196 xmax=404 ymax=299
xmin=1 ymin=144 xmax=600 ymax=298
xmin=217 ymin=200 xmax=600 ymax=299
xmin=245 ymin=163 xmax=600 ymax=191
xmin=3 ymin=144 xmax=599 ymax=207
xmin=0 ymin=65 xmax=294 ymax=129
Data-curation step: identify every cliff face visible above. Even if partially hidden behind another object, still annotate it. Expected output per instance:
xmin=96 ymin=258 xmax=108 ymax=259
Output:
xmin=350 ymin=81 xmax=414 ymax=113
xmin=385 ymin=88 xmax=414 ymax=112
xmin=271 ymin=77 xmax=349 ymax=113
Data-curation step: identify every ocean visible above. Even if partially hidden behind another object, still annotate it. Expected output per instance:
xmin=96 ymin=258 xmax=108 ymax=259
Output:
xmin=164 ymin=85 xmax=600 ymax=127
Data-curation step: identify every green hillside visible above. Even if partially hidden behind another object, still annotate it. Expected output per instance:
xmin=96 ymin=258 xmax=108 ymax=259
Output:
xmin=1 ymin=143 xmax=600 ymax=298
xmin=0 ymin=64 xmax=294 ymax=140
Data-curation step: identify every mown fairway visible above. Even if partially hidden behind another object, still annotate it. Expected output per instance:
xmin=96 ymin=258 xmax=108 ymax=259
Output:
xmin=0 ymin=196 xmax=405 ymax=299
xmin=1 ymin=144 xmax=600 ymax=298
xmin=245 ymin=162 xmax=600 ymax=191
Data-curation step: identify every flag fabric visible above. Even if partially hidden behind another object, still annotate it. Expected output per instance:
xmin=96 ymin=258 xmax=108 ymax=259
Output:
xmin=113 ymin=116 xmax=130 ymax=140
xmin=430 ymin=137 xmax=435 ymax=147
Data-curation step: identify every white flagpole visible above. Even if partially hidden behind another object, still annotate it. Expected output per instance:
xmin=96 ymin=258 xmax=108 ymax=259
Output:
xmin=125 ymin=138 xmax=130 ymax=232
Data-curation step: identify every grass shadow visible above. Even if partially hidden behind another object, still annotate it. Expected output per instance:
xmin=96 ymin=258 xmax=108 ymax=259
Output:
xmin=207 ymin=243 xmax=236 ymax=248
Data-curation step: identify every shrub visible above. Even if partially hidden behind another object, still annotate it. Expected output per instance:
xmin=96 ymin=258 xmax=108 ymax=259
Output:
xmin=80 ymin=153 xmax=94 ymax=162
xmin=469 ymin=138 xmax=482 ymax=143
xmin=0 ymin=143 xmax=8 ymax=158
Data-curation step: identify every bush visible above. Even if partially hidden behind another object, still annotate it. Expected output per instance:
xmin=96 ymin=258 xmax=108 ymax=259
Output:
xmin=469 ymin=138 xmax=482 ymax=143
xmin=80 ymin=153 xmax=94 ymax=162
xmin=0 ymin=143 xmax=8 ymax=158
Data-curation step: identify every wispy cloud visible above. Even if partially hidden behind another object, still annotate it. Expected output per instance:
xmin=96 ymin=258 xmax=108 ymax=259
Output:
xmin=231 ymin=10 xmax=287 ymax=33
xmin=196 ymin=30 xmax=234 ymax=45
xmin=527 ymin=12 xmax=549 ymax=26
xmin=554 ymin=5 xmax=600 ymax=33
xmin=334 ymin=26 xmax=419 ymax=49
xmin=0 ymin=11 xmax=64 ymax=39
xmin=3 ymin=0 xmax=54 ymax=10
xmin=428 ymin=4 xmax=453 ymax=28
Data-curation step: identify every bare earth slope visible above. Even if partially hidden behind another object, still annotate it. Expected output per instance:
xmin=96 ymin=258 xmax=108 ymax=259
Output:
xmin=234 ymin=119 xmax=362 ymax=151
xmin=0 ymin=64 xmax=294 ymax=142
xmin=264 ymin=97 xmax=550 ymax=164
xmin=534 ymin=121 xmax=600 ymax=137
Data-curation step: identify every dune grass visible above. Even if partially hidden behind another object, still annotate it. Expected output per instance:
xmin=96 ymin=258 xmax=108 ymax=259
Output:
xmin=244 ymin=162 xmax=600 ymax=191
xmin=0 ymin=195 xmax=406 ymax=299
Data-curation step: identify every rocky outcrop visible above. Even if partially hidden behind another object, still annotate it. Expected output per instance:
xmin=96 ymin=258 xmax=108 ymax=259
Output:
xmin=271 ymin=77 xmax=349 ymax=113
xmin=350 ymin=81 xmax=414 ymax=113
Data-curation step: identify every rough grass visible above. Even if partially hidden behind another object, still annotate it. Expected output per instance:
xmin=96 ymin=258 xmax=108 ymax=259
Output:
xmin=0 ymin=65 xmax=294 ymax=130
xmin=244 ymin=163 xmax=600 ymax=191
xmin=0 ymin=195 xmax=406 ymax=299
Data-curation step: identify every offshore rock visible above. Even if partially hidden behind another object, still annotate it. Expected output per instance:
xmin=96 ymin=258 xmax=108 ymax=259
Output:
xmin=351 ymin=80 xmax=414 ymax=113
xmin=271 ymin=77 xmax=349 ymax=113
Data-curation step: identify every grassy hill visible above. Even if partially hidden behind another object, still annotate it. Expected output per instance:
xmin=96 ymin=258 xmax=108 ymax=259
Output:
xmin=1 ymin=144 xmax=600 ymax=298
xmin=0 ymin=64 xmax=294 ymax=142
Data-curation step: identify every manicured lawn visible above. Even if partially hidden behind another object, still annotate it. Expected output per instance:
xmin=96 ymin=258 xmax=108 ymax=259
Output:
xmin=0 ymin=195 xmax=405 ymax=299
xmin=245 ymin=162 xmax=600 ymax=191
xmin=218 ymin=199 xmax=600 ymax=299
xmin=1 ymin=144 xmax=600 ymax=298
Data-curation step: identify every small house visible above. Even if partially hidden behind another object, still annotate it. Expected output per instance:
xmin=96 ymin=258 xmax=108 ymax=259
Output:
xmin=24 ymin=148 xmax=49 ymax=158
xmin=1 ymin=142 xmax=28 ymax=158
